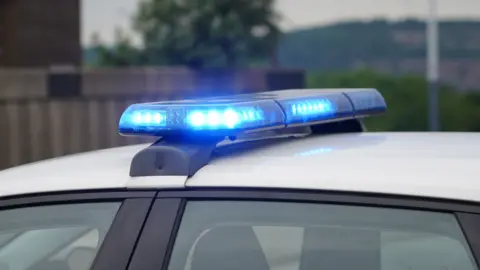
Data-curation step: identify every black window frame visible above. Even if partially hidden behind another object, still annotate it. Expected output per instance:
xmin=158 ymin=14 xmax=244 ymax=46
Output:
xmin=0 ymin=190 xmax=157 ymax=270
xmin=4 ymin=188 xmax=480 ymax=270
xmin=128 ymin=188 xmax=480 ymax=270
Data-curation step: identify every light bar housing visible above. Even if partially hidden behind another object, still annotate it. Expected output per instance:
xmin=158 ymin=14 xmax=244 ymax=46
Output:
xmin=118 ymin=88 xmax=386 ymax=137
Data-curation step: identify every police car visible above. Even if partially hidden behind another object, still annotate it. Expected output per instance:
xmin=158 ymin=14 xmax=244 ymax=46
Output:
xmin=0 ymin=88 xmax=479 ymax=270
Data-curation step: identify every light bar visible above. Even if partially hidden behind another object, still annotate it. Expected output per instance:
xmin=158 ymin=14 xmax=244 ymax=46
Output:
xmin=118 ymin=88 xmax=386 ymax=136
xmin=119 ymin=100 xmax=284 ymax=135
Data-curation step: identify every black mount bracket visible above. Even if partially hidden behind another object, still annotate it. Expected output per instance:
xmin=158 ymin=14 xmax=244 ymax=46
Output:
xmin=310 ymin=118 xmax=366 ymax=135
xmin=129 ymin=119 xmax=367 ymax=177
xmin=129 ymin=136 xmax=224 ymax=177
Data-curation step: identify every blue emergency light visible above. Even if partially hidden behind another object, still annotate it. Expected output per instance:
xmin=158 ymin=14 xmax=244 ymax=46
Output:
xmin=118 ymin=88 xmax=386 ymax=137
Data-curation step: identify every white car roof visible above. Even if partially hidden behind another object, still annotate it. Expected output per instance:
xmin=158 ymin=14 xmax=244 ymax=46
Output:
xmin=0 ymin=132 xmax=479 ymax=203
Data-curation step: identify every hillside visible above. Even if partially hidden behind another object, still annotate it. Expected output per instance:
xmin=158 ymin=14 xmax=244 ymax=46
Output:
xmin=82 ymin=19 xmax=480 ymax=90
xmin=278 ymin=19 xmax=480 ymax=90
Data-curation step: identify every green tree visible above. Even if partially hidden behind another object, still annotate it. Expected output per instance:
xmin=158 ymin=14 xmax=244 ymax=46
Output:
xmin=134 ymin=0 xmax=281 ymax=68
xmin=308 ymin=69 xmax=480 ymax=132
xmin=91 ymin=28 xmax=143 ymax=67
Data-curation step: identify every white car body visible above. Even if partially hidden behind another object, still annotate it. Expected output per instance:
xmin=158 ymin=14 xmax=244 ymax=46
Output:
xmin=1 ymin=132 xmax=479 ymax=202
xmin=3 ymin=88 xmax=480 ymax=270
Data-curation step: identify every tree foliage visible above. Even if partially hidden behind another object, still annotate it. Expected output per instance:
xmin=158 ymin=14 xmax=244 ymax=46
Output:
xmin=89 ymin=28 xmax=143 ymax=67
xmin=308 ymin=69 xmax=480 ymax=131
xmin=125 ymin=0 xmax=281 ymax=68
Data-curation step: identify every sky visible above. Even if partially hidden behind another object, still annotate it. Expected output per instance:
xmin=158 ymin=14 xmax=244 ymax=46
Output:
xmin=81 ymin=0 xmax=480 ymax=45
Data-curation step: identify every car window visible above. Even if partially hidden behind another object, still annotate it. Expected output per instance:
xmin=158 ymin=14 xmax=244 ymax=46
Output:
xmin=0 ymin=233 xmax=20 ymax=249
xmin=0 ymin=202 xmax=120 ymax=270
xmin=168 ymin=201 xmax=478 ymax=270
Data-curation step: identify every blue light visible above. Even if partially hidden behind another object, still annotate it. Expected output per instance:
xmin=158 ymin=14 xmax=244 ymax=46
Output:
xmin=188 ymin=111 xmax=206 ymax=127
xmin=277 ymin=91 xmax=354 ymax=125
xmin=185 ymin=108 xmax=250 ymax=129
xmin=118 ymin=100 xmax=283 ymax=135
xmin=223 ymin=109 xmax=240 ymax=128
xmin=129 ymin=110 xmax=166 ymax=127
xmin=291 ymin=99 xmax=334 ymax=116
xmin=118 ymin=88 xmax=387 ymax=136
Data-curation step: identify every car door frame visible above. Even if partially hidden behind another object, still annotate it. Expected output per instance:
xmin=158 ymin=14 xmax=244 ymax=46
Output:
xmin=128 ymin=188 xmax=480 ymax=270
xmin=0 ymin=190 xmax=157 ymax=270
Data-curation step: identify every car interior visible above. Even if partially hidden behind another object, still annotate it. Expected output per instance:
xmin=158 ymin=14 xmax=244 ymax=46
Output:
xmin=32 ymin=247 xmax=97 ymax=270
xmin=188 ymin=225 xmax=382 ymax=270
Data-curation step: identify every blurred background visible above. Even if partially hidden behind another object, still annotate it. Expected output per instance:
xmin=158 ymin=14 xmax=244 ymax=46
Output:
xmin=0 ymin=0 xmax=479 ymax=169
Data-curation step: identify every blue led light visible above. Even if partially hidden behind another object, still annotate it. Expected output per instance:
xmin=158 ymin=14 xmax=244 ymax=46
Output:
xmin=185 ymin=108 xmax=263 ymax=129
xmin=118 ymin=88 xmax=387 ymax=136
xmin=130 ymin=110 xmax=166 ymax=126
xmin=277 ymin=91 xmax=354 ymax=125
xmin=118 ymin=100 xmax=283 ymax=135
xmin=291 ymin=99 xmax=334 ymax=116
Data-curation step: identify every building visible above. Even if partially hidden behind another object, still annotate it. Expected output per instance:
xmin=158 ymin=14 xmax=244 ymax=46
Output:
xmin=0 ymin=0 xmax=81 ymax=67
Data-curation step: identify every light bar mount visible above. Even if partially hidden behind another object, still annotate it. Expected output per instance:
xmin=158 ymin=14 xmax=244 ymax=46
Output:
xmin=129 ymin=136 xmax=224 ymax=177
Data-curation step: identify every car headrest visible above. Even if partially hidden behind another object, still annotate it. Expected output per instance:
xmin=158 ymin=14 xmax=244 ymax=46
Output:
xmin=31 ymin=261 xmax=69 ymax=270
xmin=67 ymin=247 xmax=97 ymax=270
xmin=300 ymin=227 xmax=381 ymax=270
xmin=190 ymin=226 xmax=270 ymax=270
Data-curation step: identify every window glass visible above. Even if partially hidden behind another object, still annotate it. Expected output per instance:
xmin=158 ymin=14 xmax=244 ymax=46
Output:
xmin=0 ymin=233 xmax=20 ymax=249
xmin=168 ymin=201 xmax=477 ymax=270
xmin=0 ymin=202 xmax=120 ymax=270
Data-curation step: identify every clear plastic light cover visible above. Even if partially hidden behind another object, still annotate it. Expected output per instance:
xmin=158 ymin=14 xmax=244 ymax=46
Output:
xmin=275 ymin=91 xmax=354 ymax=125
xmin=118 ymin=100 xmax=284 ymax=135
xmin=343 ymin=89 xmax=387 ymax=116
xmin=118 ymin=88 xmax=386 ymax=136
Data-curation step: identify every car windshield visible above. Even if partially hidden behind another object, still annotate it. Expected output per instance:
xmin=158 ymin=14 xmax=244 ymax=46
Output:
xmin=168 ymin=201 xmax=478 ymax=270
